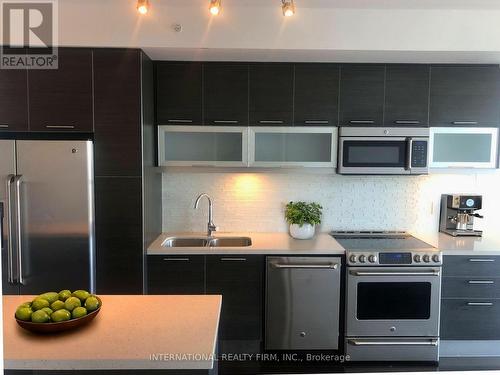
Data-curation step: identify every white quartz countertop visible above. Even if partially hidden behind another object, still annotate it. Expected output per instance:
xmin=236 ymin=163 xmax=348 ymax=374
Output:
xmin=412 ymin=232 xmax=500 ymax=255
xmin=147 ymin=232 xmax=345 ymax=255
xmin=3 ymin=295 xmax=221 ymax=371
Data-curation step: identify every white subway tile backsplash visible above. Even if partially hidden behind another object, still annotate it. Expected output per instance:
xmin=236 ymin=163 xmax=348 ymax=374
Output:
xmin=162 ymin=171 xmax=500 ymax=234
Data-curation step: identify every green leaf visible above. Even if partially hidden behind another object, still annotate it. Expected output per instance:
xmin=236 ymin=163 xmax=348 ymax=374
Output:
xmin=285 ymin=201 xmax=323 ymax=226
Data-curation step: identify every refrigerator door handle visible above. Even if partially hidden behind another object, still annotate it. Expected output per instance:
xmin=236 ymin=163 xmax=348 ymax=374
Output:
xmin=14 ymin=175 xmax=24 ymax=285
xmin=6 ymin=174 xmax=16 ymax=284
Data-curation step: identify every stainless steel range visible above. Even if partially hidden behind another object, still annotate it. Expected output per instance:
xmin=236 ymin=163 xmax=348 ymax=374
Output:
xmin=331 ymin=231 xmax=442 ymax=362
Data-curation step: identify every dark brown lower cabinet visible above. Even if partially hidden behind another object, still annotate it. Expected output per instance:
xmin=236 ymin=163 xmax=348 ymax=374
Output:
xmin=95 ymin=177 xmax=143 ymax=294
xmin=441 ymin=255 xmax=500 ymax=340
xmin=441 ymin=298 xmax=500 ymax=339
xmin=206 ymin=255 xmax=264 ymax=341
xmin=147 ymin=255 xmax=205 ymax=294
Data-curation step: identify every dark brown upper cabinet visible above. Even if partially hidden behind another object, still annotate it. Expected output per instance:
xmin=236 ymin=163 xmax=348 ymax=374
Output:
xmin=204 ymin=63 xmax=249 ymax=126
xmin=0 ymin=65 xmax=28 ymax=132
xmin=93 ymin=49 xmax=142 ymax=177
xmin=430 ymin=65 xmax=500 ymax=127
xmin=249 ymin=63 xmax=294 ymax=126
xmin=384 ymin=65 xmax=430 ymax=127
xmin=156 ymin=62 xmax=203 ymax=125
xmin=28 ymin=48 xmax=93 ymax=132
xmin=294 ymin=64 xmax=339 ymax=126
xmin=339 ymin=64 xmax=385 ymax=126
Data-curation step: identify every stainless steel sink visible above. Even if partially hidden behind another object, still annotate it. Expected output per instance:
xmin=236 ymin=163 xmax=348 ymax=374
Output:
xmin=162 ymin=236 xmax=252 ymax=248
xmin=208 ymin=237 xmax=252 ymax=247
xmin=162 ymin=237 xmax=210 ymax=247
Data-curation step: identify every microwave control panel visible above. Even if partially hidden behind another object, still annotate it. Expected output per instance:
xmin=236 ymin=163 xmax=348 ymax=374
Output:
xmin=411 ymin=140 xmax=428 ymax=168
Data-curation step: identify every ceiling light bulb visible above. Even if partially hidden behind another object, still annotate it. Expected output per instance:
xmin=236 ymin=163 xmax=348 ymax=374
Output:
xmin=137 ymin=0 xmax=149 ymax=15
xmin=282 ymin=0 xmax=295 ymax=17
xmin=209 ymin=0 xmax=221 ymax=16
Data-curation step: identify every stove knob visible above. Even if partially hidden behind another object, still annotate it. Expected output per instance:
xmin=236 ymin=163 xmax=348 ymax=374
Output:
xmin=368 ymin=255 xmax=378 ymax=263
xmin=413 ymin=254 xmax=421 ymax=263
xmin=349 ymin=254 xmax=357 ymax=263
xmin=359 ymin=255 xmax=367 ymax=263
xmin=432 ymin=254 xmax=441 ymax=263
xmin=423 ymin=254 xmax=431 ymax=263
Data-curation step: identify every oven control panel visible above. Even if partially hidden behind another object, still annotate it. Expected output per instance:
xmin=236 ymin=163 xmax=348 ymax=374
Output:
xmin=347 ymin=251 xmax=442 ymax=266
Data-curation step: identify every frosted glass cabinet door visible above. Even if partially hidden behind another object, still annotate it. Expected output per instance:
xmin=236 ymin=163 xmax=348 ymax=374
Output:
xmin=249 ymin=127 xmax=337 ymax=167
xmin=158 ymin=126 xmax=248 ymax=166
xmin=429 ymin=127 xmax=499 ymax=168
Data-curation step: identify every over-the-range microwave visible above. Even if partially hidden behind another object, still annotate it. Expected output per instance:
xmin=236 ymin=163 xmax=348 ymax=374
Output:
xmin=338 ymin=127 xmax=429 ymax=175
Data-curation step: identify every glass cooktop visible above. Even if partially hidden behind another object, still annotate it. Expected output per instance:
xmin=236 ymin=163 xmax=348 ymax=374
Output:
xmin=330 ymin=231 xmax=435 ymax=251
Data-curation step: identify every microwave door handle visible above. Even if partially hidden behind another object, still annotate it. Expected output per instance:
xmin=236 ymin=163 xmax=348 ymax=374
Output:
xmin=406 ymin=138 xmax=413 ymax=171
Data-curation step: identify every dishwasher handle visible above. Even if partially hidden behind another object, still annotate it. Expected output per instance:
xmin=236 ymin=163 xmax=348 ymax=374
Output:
xmin=271 ymin=262 xmax=338 ymax=270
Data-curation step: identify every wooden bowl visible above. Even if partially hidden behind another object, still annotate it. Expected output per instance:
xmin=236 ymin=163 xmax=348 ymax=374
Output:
xmin=15 ymin=296 xmax=102 ymax=334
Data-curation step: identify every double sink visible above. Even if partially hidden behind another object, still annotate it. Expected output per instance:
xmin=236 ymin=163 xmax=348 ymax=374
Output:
xmin=163 ymin=236 xmax=252 ymax=248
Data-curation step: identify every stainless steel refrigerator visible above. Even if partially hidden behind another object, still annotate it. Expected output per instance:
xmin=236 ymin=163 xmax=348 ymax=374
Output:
xmin=0 ymin=140 xmax=95 ymax=295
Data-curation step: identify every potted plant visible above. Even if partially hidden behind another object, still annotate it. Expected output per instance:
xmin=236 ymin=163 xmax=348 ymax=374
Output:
xmin=285 ymin=201 xmax=323 ymax=240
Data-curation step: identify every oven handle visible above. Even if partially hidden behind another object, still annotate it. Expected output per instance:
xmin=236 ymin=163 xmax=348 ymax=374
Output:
xmin=349 ymin=270 xmax=440 ymax=277
xmin=347 ymin=339 xmax=438 ymax=347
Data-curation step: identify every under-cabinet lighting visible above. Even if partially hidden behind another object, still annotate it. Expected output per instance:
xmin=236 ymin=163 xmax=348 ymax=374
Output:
xmin=137 ymin=0 xmax=149 ymax=15
xmin=209 ymin=0 xmax=222 ymax=16
xmin=282 ymin=0 xmax=295 ymax=17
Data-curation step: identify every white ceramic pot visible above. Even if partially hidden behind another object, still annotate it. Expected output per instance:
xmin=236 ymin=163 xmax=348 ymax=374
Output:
xmin=289 ymin=223 xmax=315 ymax=240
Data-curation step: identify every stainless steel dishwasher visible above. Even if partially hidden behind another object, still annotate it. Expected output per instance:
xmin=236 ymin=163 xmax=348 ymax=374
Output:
xmin=265 ymin=256 xmax=342 ymax=350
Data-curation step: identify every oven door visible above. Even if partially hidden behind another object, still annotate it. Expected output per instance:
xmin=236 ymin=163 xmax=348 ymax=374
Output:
xmin=346 ymin=267 xmax=441 ymax=337
xmin=338 ymin=137 xmax=410 ymax=175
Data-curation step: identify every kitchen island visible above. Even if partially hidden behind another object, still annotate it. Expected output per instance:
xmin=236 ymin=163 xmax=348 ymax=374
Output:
xmin=3 ymin=295 xmax=221 ymax=374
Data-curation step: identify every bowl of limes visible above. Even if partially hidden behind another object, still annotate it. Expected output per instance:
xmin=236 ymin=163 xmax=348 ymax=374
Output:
xmin=15 ymin=290 xmax=102 ymax=333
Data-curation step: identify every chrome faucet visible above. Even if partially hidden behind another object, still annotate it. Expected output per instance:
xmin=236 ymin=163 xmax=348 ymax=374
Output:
xmin=194 ymin=193 xmax=217 ymax=237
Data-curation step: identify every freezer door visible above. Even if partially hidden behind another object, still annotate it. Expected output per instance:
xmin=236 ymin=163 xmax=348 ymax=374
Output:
xmin=0 ymin=140 xmax=19 ymax=294
xmin=16 ymin=141 xmax=95 ymax=294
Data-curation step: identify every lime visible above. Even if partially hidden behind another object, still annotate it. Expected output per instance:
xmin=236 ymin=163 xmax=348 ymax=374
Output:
xmin=32 ymin=298 xmax=50 ymax=311
xmin=72 ymin=290 xmax=90 ymax=302
xmin=58 ymin=289 xmax=72 ymax=301
xmin=19 ymin=301 xmax=32 ymax=308
xmin=31 ymin=310 xmax=50 ymax=323
xmin=15 ymin=307 xmax=32 ymax=321
xmin=51 ymin=300 xmax=65 ymax=311
xmin=64 ymin=296 xmax=81 ymax=311
xmin=39 ymin=292 xmax=59 ymax=304
xmin=84 ymin=296 xmax=100 ymax=312
xmin=72 ymin=306 xmax=87 ymax=319
xmin=51 ymin=309 xmax=71 ymax=322
xmin=41 ymin=307 xmax=53 ymax=316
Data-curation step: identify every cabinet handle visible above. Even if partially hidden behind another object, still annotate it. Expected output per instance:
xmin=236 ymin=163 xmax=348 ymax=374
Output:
xmin=45 ymin=125 xmax=75 ymax=129
xmin=468 ymin=280 xmax=495 ymax=284
xmin=348 ymin=339 xmax=438 ymax=347
xmin=220 ymin=258 xmax=247 ymax=262
xmin=258 ymin=120 xmax=284 ymax=124
xmin=304 ymin=120 xmax=329 ymax=124
xmin=163 ymin=258 xmax=190 ymax=261
xmin=469 ymin=258 xmax=495 ymax=262
xmin=452 ymin=121 xmax=478 ymax=125
xmin=467 ymin=302 xmax=494 ymax=306
xmin=168 ymin=119 xmax=193 ymax=123
xmin=0 ymin=124 xmax=9 ymax=128
xmin=349 ymin=120 xmax=374 ymax=124
xmin=213 ymin=120 xmax=239 ymax=124
xmin=394 ymin=120 xmax=421 ymax=125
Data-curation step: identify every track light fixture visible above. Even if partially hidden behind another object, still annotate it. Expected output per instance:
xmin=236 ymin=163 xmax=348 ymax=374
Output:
xmin=209 ymin=0 xmax=222 ymax=16
xmin=137 ymin=0 xmax=149 ymax=14
xmin=281 ymin=0 xmax=295 ymax=17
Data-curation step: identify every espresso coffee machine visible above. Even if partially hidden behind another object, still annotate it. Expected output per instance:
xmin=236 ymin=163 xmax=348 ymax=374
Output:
xmin=440 ymin=194 xmax=484 ymax=237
